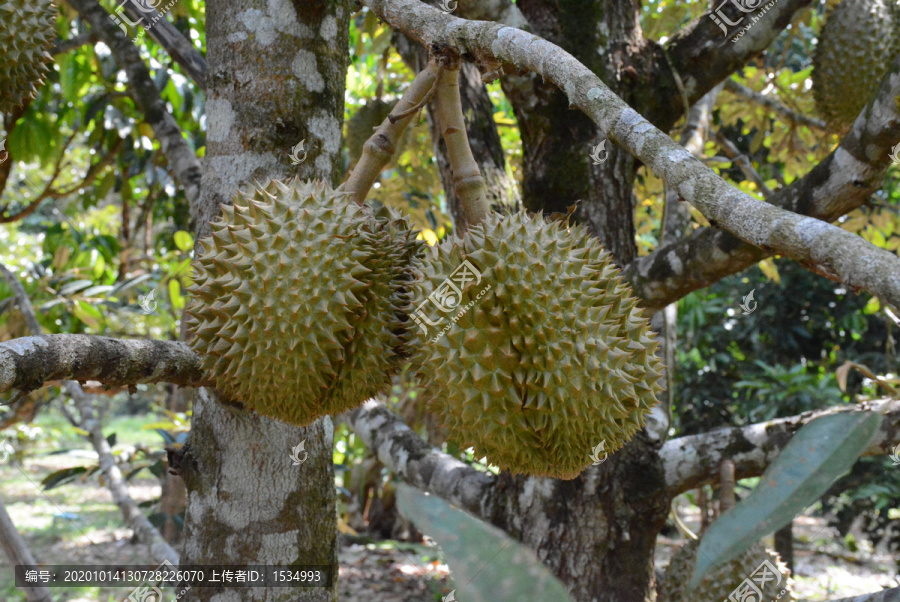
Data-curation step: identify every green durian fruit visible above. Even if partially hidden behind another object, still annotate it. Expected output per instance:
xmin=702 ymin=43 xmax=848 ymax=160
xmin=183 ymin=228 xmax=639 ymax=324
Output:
xmin=410 ymin=211 xmax=663 ymax=480
xmin=812 ymin=0 xmax=900 ymax=133
xmin=347 ymin=99 xmax=398 ymax=164
xmin=0 ymin=0 xmax=56 ymax=113
xmin=185 ymin=178 xmax=423 ymax=426
xmin=659 ymin=540 xmax=793 ymax=602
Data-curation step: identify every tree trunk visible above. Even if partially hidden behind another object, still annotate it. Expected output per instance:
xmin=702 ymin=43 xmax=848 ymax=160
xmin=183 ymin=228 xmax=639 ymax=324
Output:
xmin=179 ymin=1 xmax=349 ymax=600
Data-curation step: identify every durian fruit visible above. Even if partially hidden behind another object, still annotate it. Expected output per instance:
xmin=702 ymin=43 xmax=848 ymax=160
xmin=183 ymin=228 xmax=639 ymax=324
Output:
xmin=812 ymin=0 xmax=900 ymax=133
xmin=185 ymin=178 xmax=423 ymax=426
xmin=347 ymin=99 xmax=398 ymax=164
xmin=659 ymin=539 xmax=793 ymax=602
xmin=410 ymin=211 xmax=663 ymax=480
xmin=0 ymin=0 xmax=56 ymax=113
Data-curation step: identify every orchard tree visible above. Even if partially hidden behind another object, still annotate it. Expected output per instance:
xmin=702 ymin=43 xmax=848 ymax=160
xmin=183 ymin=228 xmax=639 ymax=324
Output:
xmin=1 ymin=0 xmax=900 ymax=601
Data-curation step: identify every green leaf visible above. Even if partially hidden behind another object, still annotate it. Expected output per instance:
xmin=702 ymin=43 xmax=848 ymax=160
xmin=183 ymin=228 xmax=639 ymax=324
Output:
xmin=690 ymin=411 xmax=883 ymax=588
xmin=395 ymin=484 xmax=575 ymax=602
xmin=168 ymin=279 xmax=184 ymax=311
xmin=92 ymin=255 xmax=106 ymax=280
xmin=73 ymin=300 xmax=102 ymax=330
xmin=58 ymin=279 xmax=94 ymax=296
xmin=41 ymin=466 xmax=89 ymax=490
xmin=173 ymin=230 xmax=194 ymax=252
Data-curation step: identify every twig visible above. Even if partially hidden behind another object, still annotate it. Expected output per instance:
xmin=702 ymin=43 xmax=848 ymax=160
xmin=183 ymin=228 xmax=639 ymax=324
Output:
xmin=724 ymin=79 xmax=827 ymax=131
xmin=713 ymin=129 xmax=774 ymax=199
xmin=342 ymin=59 xmax=443 ymax=205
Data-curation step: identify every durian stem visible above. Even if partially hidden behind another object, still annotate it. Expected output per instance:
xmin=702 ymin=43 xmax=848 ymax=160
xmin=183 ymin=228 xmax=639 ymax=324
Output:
xmin=719 ymin=458 xmax=736 ymax=513
xmin=433 ymin=66 xmax=491 ymax=227
xmin=669 ymin=500 xmax=698 ymax=541
xmin=342 ymin=60 xmax=443 ymax=205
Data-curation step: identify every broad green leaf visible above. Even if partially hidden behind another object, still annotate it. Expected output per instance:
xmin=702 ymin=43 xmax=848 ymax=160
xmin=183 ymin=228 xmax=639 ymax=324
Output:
xmin=690 ymin=411 xmax=882 ymax=588
xmin=41 ymin=466 xmax=89 ymax=490
xmin=174 ymin=230 xmax=194 ymax=252
xmin=395 ymin=484 xmax=575 ymax=602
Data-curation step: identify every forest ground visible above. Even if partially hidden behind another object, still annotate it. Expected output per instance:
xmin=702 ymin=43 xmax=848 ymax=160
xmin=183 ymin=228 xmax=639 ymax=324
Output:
xmin=0 ymin=413 xmax=896 ymax=601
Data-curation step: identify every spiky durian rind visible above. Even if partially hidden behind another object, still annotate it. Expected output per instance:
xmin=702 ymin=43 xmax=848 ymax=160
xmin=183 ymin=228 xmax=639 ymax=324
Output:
xmin=0 ymin=0 xmax=56 ymax=113
xmin=812 ymin=0 xmax=900 ymax=133
xmin=410 ymin=210 xmax=663 ymax=480
xmin=659 ymin=540 xmax=794 ymax=602
xmin=186 ymin=178 xmax=423 ymax=426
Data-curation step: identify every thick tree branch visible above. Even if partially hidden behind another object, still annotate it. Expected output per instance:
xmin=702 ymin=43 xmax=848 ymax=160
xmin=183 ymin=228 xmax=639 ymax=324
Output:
xmin=0 ymin=335 xmax=209 ymax=395
xmin=643 ymin=0 xmax=812 ymax=130
xmin=625 ymin=49 xmax=900 ymax=310
xmin=65 ymin=0 xmax=202 ymax=223
xmin=661 ymin=398 xmax=900 ymax=496
xmin=362 ymin=0 xmax=900 ymax=309
xmin=344 ymin=399 xmax=498 ymax=523
xmin=121 ymin=2 xmax=207 ymax=89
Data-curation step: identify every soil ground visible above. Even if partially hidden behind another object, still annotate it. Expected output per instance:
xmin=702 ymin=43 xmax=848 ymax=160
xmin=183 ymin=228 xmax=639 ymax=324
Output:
xmin=1 ymin=453 xmax=896 ymax=601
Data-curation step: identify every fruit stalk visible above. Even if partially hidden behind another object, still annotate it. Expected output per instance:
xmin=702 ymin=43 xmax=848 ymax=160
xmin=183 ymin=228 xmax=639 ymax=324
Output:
xmin=432 ymin=62 xmax=490 ymax=228
xmin=342 ymin=58 xmax=443 ymax=205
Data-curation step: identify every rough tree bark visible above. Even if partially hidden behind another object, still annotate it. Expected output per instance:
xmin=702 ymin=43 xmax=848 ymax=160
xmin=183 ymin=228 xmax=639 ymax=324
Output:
xmin=177 ymin=1 xmax=349 ymax=600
